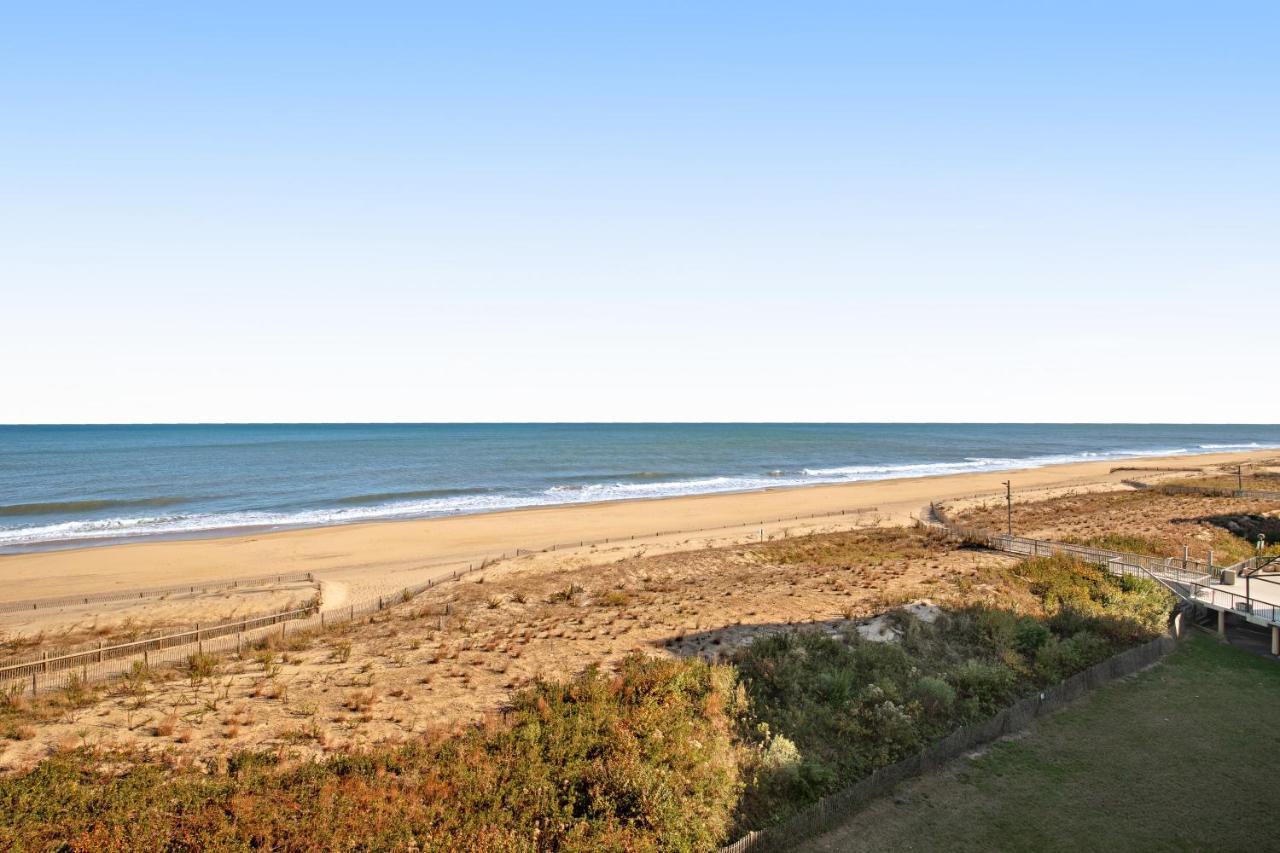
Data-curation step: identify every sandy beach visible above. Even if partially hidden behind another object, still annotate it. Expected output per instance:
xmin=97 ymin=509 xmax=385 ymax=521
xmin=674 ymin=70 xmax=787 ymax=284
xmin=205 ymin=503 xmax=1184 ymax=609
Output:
xmin=2 ymin=448 xmax=1273 ymax=605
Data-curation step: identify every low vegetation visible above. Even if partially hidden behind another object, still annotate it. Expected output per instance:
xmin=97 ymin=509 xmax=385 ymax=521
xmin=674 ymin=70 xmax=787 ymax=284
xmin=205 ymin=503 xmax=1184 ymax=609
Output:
xmin=731 ymin=554 xmax=1170 ymax=830
xmin=0 ymin=549 xmax=1174 ymax=850
xmin=0 ymin=655 xmax=744 ymax=851
xmin=954 ymin=487 xmax=1280 ymax=564
xmin=1176 ymin=471 xmax=1280 ymax=493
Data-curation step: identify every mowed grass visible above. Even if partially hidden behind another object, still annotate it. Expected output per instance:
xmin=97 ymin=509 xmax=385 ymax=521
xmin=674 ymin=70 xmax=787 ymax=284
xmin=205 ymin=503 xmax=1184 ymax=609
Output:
xmin=802 ymin=633 xmax=1280 ymax=853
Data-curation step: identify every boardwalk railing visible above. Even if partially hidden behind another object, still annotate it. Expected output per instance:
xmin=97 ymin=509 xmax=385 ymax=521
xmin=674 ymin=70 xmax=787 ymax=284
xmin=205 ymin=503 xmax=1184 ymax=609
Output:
xmin=926 ymin=505 xmax=1280 ymax=628
xmin=926 ymin=504 xmax=1218 ymax=575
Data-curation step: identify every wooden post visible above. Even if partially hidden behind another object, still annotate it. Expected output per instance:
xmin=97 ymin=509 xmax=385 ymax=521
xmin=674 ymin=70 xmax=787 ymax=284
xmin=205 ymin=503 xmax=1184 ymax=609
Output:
xmin=1217 ymin=610 xmax=1226 ymax=637
xmin=1272 ymin=625 xmax=1278 ymax=656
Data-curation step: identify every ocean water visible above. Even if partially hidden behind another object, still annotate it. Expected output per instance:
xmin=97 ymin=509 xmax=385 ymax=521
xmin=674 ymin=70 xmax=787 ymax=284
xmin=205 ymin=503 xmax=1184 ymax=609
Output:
xmin=1 ymin=423 xmax=1278 ymax=552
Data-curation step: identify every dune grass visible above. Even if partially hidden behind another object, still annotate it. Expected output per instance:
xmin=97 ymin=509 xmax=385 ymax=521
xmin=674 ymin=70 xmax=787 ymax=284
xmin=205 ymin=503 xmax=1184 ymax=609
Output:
xmin=0 ymin=654 xmax=744 ymax=851
xmin=0 ymin=547 xmax=1176 ymax=851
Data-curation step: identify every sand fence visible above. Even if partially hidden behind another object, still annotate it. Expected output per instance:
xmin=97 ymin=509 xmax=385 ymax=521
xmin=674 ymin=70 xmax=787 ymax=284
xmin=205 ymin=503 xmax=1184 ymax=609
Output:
xmin=0 ymin=507 xmax=877 ymax=696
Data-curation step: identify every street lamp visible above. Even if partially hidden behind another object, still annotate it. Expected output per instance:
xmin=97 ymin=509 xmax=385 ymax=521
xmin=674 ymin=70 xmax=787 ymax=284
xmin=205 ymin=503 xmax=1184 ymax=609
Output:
xmin=1002 ymin=480 xmax=1013 ymax=537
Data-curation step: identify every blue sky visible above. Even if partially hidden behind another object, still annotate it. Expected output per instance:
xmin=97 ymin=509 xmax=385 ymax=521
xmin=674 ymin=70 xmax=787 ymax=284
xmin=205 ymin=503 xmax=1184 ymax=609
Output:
xmin=2 ymin=2 xmax=1277 ymax=423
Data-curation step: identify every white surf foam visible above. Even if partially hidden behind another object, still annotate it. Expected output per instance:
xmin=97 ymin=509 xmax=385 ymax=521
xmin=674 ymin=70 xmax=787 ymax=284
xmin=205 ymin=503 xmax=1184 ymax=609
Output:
xmin=4 ymin=442 xmax=1275 ymax=549
xmin=1198 ymin=442 xmax=1274 ymax=450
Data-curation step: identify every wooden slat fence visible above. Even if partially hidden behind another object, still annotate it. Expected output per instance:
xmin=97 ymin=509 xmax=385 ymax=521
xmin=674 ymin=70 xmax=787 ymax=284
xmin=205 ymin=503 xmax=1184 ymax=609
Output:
xmin=0 ymin=570 xmax=315 ymax=615
xmin=1121 ymin=479 xmax=1280 ymax=501
xmin=1 ymin=506 xmax=880 ymax=696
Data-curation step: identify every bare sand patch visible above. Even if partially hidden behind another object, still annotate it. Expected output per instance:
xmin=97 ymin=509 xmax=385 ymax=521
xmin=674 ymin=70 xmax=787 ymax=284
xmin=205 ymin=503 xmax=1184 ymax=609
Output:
xmin=0 ymin=527 xmax=1016 ymax=772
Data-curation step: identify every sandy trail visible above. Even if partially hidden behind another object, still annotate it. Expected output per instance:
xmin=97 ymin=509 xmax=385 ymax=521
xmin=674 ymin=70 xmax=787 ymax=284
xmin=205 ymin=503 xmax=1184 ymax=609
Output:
xmin=0 ymin=449 xmax=1272 ymax=604
xmin=318 ymin=579 xmax=349 ymax=612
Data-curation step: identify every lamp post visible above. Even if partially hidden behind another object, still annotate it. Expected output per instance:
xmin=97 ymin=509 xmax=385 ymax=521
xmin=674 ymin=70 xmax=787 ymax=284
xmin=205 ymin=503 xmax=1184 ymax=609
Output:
xmin=1002 ymin=480 xmax=1013 ymax=537
xmin=1250 ymin=534 xmax=1266 ymax=609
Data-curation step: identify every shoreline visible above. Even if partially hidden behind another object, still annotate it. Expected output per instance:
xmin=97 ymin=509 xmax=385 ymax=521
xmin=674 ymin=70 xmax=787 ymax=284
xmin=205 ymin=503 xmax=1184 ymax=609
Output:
xmin=0 ymin=447 xmax=1273 ymax=603
xmin=6 ymin=444 xmax=1278 ymax=555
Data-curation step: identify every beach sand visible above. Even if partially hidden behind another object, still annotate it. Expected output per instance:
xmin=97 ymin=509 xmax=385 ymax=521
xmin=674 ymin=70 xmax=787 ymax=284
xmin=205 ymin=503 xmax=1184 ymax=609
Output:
xmin=0 ymin=448 xmax=1273 ymax=606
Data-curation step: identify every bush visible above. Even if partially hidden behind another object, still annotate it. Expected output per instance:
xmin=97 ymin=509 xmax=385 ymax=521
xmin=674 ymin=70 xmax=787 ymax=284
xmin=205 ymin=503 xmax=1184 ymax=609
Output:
xmin=0 ymin=655 xmax=745 ymax=852
xmin=913 ymin=676 xmax=957 ymax=717
xmin=948 ymin=659 xmax=1019 ymax=716
xmin=1034 ymin=631 xmax=1113 ymax=684
xmin=1015 ymin=619 xmax=1053 ymax=656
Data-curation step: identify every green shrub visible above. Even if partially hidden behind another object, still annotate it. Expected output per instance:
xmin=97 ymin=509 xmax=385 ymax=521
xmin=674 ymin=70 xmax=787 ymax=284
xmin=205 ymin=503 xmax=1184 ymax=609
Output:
xmin=912 ymin=676 xmax=956 ymax=717
xmin=974 ymin=609 xmax=1021 ymax=654
xmin=948 ymin=659 xmax=1019 ymax=716
xmin=0 ymin=655 xmax=744 ymax=852
xmin=1034 ymin=631 xmax=1113 ymax=683
xmin=1015 ymin=619 xmax=1053 ymax=656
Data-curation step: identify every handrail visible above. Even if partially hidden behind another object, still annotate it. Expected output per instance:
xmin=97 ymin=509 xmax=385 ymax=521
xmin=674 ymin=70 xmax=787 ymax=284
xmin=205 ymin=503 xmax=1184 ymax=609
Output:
xmin=926 ymin=504 xmax=1278 ymax=627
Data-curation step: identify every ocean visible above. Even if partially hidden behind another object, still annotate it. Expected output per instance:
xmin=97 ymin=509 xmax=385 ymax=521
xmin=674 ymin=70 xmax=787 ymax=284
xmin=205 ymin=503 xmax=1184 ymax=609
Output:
xmin=1 ymin=423 xmax=1278 ymax=552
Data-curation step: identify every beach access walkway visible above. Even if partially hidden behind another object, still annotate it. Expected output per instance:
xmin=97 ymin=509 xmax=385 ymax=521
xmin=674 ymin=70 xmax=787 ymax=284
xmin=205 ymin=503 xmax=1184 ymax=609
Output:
xmin=927 ymin=506 xmax=1280 ymax=655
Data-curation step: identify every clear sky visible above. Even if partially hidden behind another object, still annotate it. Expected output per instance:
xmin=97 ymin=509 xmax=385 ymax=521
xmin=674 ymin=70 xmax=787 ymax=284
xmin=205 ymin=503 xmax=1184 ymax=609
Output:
xmin=2 ymin=2 xmax=1277 ymax=424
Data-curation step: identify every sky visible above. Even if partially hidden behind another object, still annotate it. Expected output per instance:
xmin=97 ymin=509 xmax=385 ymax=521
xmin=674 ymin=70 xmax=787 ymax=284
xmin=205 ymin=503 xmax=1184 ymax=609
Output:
xmin=2 ymin=2 xmax=1277 ymax=424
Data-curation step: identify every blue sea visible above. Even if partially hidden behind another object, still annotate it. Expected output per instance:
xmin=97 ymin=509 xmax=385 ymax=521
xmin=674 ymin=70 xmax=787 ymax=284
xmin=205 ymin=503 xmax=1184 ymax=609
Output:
xmin=2 ymin=424 xmax=1278 ymax=552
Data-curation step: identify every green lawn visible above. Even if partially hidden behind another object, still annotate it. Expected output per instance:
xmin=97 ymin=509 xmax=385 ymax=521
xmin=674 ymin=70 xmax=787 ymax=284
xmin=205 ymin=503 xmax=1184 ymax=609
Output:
xmin=801 ymin=634 xmax=1280 ymax=852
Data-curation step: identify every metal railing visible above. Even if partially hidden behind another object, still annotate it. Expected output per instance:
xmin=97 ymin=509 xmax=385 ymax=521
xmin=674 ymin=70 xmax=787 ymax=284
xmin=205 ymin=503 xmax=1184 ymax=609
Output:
xmin=926 ymin=505 xmax=1279 ymax=628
